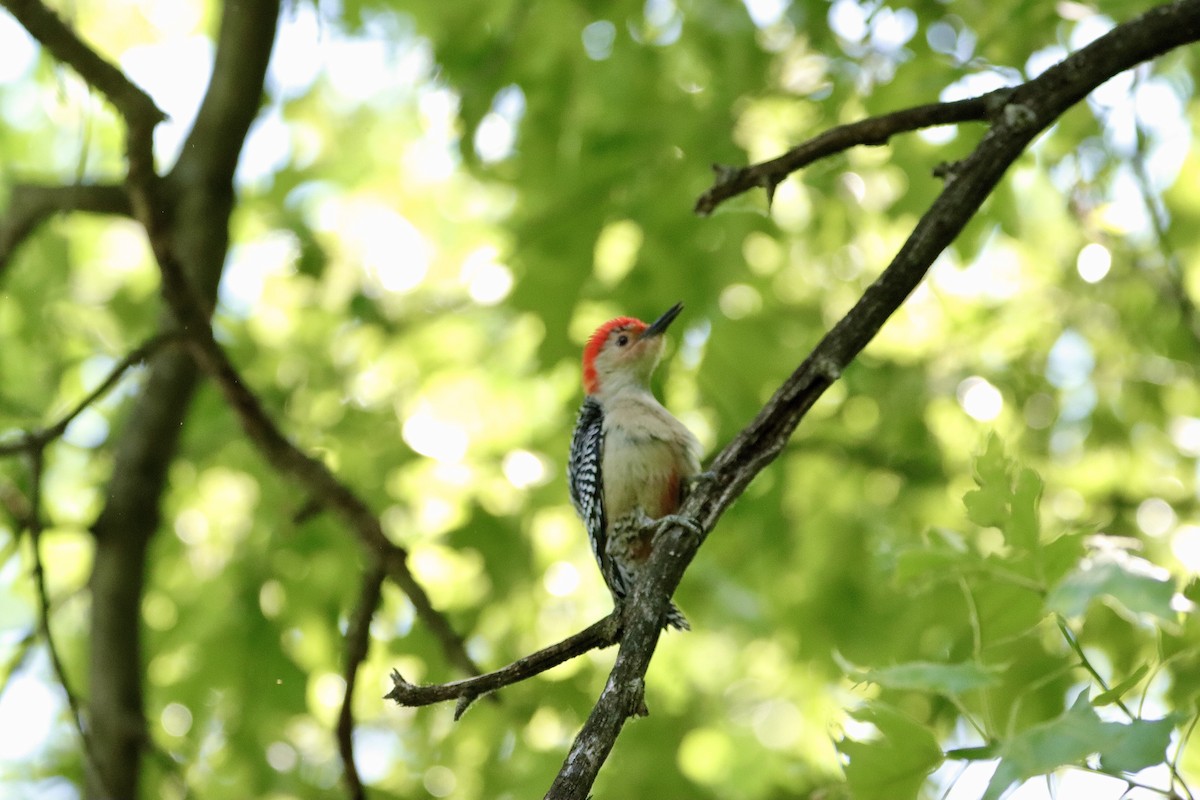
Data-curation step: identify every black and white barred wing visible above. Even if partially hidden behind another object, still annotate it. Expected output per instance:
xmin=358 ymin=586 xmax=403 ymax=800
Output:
xmin=568 ymin=397 xmax=607 ymax=569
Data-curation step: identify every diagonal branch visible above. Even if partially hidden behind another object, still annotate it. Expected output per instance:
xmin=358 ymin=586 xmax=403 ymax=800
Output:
xmin=90 ymin=2 xmax=483 ymax=679
xmin=0 ymin=334 xmax=182 ymax=458
xmin=547 ymin=2 xmax=1200 ymax=798
xmin=139 ymin=237 xmax=483 ymax=679
xmin=0 ymin=0 xmax=163 ymax=127
xmin=0 ymin=182 xmax=131 ymax=273
xmin=11 ymin=0 xmax=483 ymax=775
xmin=695 ymin=88 xmax=1014 ymax=215
xmin=386 ymin=613 xmax=622 ymax=718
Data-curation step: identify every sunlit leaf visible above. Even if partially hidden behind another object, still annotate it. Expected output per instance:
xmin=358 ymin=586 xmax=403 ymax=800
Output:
xmin=1046 ymin=553 xmax=1178 ymax=625
xmin=984 ymin=692 xmax=1181 ymax=800
xmin=964 ymin=433 xmax=1012 ymax=530
xmin=858 ymin=661 xmax=1004 ymax=695
xmin=840 ymin=705 xmax=943 ymax=800
xmin=1007 ymin=468 xmax=1042 ymax=552
xmin=1097 ymin=713 xmax=1180 ymax=774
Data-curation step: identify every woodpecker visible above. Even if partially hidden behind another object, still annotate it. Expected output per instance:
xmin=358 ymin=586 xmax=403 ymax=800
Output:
xmin=567 ymin=301 xmax=701 ymax=631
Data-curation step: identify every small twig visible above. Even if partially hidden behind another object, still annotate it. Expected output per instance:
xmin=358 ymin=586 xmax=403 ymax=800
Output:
xmin=0 ymin=333 xmax=183 ymax=457
xmin=1172 ymin=714 xmax=1200 ymax=800
xmin=385 ymin=613 xmax=622 ymax=718
xmin=1071 ymin=764 xmax=1185 ymax=799
xmin=1128 ymin=81 xmax=1200 ymax=344
xmin=24 ymin=446 xmax=107 ymax=795
xmin=338 ymin=562 xmax=386 ymax=800
xmin=694 ymin=88 xmax=1013 ymax=215
xmin=1056 ymin=615 xmax=1134 ymax=717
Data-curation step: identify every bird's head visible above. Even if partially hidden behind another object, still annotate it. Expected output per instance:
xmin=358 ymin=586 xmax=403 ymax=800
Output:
xmin=581 ymin=302 xmax=683 ymax=396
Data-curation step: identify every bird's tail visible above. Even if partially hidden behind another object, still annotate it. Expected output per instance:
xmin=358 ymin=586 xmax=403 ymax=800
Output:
xmin=665 ymin=601 xmax=690 ymax=631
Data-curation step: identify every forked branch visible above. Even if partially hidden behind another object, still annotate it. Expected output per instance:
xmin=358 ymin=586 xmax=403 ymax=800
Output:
xmin=4 ymin=0 xmax=480 ymax=686
xmin=0 ymin=182 xmax=131 ymax=272
xmin=695 ymin=88 xmax=1013 ymax=215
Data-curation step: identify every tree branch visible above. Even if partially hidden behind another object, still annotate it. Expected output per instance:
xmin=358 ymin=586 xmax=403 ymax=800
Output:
xmin=0 ymin=334 xmax=181 ymax=458
xmin=148 ymin=270 xmax=484 ymax=679
xmin=338 ymin=563 xmax=386 ymax=800
xmin=126 ymin=160 xmax=482 ymax=678
xmin=89 ymin=0 xmax=482 ymax=681
xmin=0 ymin=1 xmax=284 ymax=797
xmin=0 ymin=182 xmax=131 ymax=273
xmin=0 ymin=0 xmax=163 ymax=127
xmin=23 ymin=446 xmax=107 ymax=795
xmin=695 ymin=88 xmax=1014 ymax=215
xmin=11 ymin=4 xmax=483 ymax=792
xmin=548 ymin=2 xmax=1200 ymax=797
xmin=385 ymin=613 xmax=622 ymax=719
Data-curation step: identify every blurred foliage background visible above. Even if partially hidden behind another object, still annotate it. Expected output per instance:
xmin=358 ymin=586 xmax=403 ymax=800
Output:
xmin=1 ymin=0 xmax=1199 ymax=798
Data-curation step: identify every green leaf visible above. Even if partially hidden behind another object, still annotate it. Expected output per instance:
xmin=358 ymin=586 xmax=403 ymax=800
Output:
xmin=1092 ymin=664 xmax=1149 ymax=707
xmin=984 ymin=692 xmax=1181 ymax=799
xmin=894 ymin=530 xmax=971 ymax=584
xmin=964 ymin=437 xmax=1045 ymax=552
xmin=1046 ymin=554 xmax=1178 ymax=625
xmin=964 ymin=455 xmax=1010 ymax=531
xmin=1007 ymin=468 xmax=1042 ymax=552
xmin=839 ymin=705 xmax=944 ymax=800
xmin=965 ymin=477 xmax=1011 ymax=532
xmin=982 ymin=693 xmax=1103 ymax=800
xmin=973 ymin=433 xmax=1011 ymax=486
xmin=1097 ymin=714 xmax=1180 ymax=773
xmin=859 ymin=661 xmax=1004 ymax=695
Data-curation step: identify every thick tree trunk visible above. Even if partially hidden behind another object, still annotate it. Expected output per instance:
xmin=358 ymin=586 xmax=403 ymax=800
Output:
xmin=84 ymin=1 xmax=281 ymax=795
xmin=89 ymin=351 xmax=200 ymax=799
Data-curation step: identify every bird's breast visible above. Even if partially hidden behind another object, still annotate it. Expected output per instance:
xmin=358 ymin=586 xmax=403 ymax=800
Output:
xmin=601 ymin=396 xmax=699 ymax=526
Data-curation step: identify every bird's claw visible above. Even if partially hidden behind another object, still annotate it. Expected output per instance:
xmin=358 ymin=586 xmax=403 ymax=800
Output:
xmin=653 ymin=513 xmax=703 ymax=538
xmin=686 ymin=470 xmax=718 ymax=494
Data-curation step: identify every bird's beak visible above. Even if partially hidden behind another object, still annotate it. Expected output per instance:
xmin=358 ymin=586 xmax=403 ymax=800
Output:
xmin=642 ymin=302 xmax=684 ymax=339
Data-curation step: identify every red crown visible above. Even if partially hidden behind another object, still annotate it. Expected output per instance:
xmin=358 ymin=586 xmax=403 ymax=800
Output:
xmin=582 ymin=316 xmax=646 ymax=394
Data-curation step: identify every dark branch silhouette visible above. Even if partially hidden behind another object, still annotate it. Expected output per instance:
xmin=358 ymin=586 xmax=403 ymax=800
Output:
xmin=147 ymin=245 xmax=485 ymax=678
xmin=0 ymin=0 xmax=164 ymax=126
xmin=0 ymin=332 xmax=185 ymax=795
xmin=0 ymin=182 xmax=131 ymax=273
xmin=23 ymin=447 xmax=108 ymax=795
xmin=338 ymin=563 xmax=387 ymax=800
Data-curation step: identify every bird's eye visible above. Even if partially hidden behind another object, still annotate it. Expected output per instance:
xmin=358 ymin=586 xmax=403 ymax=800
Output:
xmin=616 ymin=334 xmax=629 ymax=347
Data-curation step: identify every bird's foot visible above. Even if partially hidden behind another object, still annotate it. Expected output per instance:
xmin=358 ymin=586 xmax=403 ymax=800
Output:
xmin=685 ymin=470 xmax=718 ymax=495
xmin=653 ymin=513 xmax=703 ymax=539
